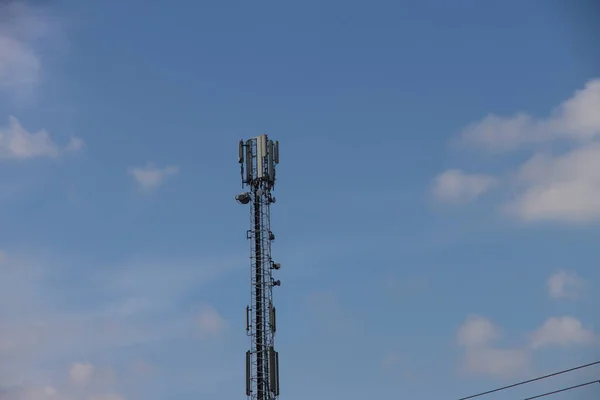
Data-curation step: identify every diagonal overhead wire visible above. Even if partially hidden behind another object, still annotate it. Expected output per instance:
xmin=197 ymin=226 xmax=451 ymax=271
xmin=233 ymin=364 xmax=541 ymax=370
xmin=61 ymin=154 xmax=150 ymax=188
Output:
xmin=457 ymin=360 xmax=600 ymax=400
xmin=522 ymin=379 xmax=600 ymax=400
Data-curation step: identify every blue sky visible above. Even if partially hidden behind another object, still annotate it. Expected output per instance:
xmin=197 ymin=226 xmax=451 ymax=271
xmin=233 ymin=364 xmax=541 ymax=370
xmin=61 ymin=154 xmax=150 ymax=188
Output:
xmin=0 ymin=1 xmax=599 ymax=399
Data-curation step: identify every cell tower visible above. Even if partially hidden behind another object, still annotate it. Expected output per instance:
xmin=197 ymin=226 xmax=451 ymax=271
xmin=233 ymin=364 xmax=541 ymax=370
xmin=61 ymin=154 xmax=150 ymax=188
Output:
xmin=236 ymin=134 xmax=281 ymax=400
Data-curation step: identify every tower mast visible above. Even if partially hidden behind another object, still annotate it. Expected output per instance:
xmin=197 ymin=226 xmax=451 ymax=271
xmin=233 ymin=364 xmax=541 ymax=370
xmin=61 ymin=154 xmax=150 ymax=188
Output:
xmin=236 ymin=135 xmax=281 ymax=400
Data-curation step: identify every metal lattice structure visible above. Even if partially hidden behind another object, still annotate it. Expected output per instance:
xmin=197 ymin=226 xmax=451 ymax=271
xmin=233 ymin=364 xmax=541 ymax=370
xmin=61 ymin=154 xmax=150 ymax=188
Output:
xmin=236 ymin=135 xmax=281 ymax=400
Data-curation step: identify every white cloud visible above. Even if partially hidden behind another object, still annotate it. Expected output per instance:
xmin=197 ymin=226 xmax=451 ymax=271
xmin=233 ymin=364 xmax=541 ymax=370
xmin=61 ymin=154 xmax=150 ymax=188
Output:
xmin=0 ymin=5 xmax=79 ymax=164
xmin=437 ymin=78 xmax=600 ymax=223
xmin=128 ymin=163 xmax=179 ymax=190
xmin=0 ymin=2 xmax=60 ymax=98
xmin=88 ymin=395 xmax=126 ymax=400
xmin=506 ymin=143 xmax=600 ymax=222
xmin=530 ymin=316 xmax=598 ymax=349
xmin=456 ymin=315 xmax=499 ymax=348
xmin=128 ymin=360 xmax=159 ymax=378
xmin=460 ymin=79 xmax=600 ymax=151
xmin=432 ymin=169 xmax=496 ymax=203
xmin=68 ymin=363 xmax=94 ymax=386
xmin=0 ymin=385 xmax=59 ymax=400
xmin=0 ymin=35 xmax=40 ymax=90
xmin=0 ymin=363 xmax=124 ymax=400
xmin=64 ymin=137 xmax=84 ymax=152
xmin=461 ymin=346 xmax=530 ymax=378
xmin=197 ymin=304 xmax=226 ymax=336
xmin=456 ymin=316 xmax=530 ymax=378
xmin=0 ymin=116 xmax=82 ymax=160
xmin=547 ymin=270 xmax=586 ymax=299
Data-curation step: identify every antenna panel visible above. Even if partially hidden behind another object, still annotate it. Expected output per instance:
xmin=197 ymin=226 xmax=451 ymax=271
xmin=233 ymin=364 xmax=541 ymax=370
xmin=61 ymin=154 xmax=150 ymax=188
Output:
xmin=273 ymin=141 xmax=279 ymax=164
xmin=269 ymin=347 xmax=280 ymax=396
xmin=270 ymin=303 xmax=276 ymax=333
xmin=267 ymin=140 xmax=275 ymax=184
xmin=245 ymin=140 xmax=253 ymax=183
xmin=256 ymin=134 xmax=267 ymax=179
xmin=246 ymin=351 xmax=251 ymax=396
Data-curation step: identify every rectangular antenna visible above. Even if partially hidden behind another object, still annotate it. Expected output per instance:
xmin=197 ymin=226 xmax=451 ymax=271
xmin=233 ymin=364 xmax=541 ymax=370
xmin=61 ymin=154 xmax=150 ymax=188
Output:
xmin=273 ymin=141 xmax=279 ymax=164
xmin=267 ymin=140 xmax=275 ymax=184
xmin=246 ymin=306 xmax=250 ymax=333
xmin=256 ymin=134 xmax=267 ymax=179
xmin=238 ymin=140 xmax=244 ymax=164
xmin=245 ymin=140 xmax=252 ymax=183
xmin=270 ymin=303 xmax=276 ymax=333
xmin=246 ymin=351 xmax=251 ymax=396
xmin=269 ymin=347 xmax=280 ymax=396
xmin=275 ymin=351 xmax=280 ymax=396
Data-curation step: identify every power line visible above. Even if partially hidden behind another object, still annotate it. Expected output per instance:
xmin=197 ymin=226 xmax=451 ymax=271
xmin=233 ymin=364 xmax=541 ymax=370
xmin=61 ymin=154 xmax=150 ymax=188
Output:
xmin=523 ymin=379 xmax=599 ymax=400
xmin=457 ymin=360 xmax=600 ymax=400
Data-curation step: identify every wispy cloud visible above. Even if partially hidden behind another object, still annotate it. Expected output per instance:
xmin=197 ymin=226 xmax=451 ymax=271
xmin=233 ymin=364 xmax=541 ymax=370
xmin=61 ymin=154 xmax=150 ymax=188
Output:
xmin=0 ymin=34 xmax=40 ymax=90
xmin=547 ymin=270 xmax=587 ymax=300
xmin=0 ymin=4 xmax=81 ymax=166
xmin=456 ymin=315 xmax=531 ymax=379
xmin=0 ymin=2 xmax=61 ymax=100
xmin=432 ymin=169 xmax=496 ymax=204
xmin=0 ymin=116 xmax=83 ymax=160
xmin=69 ymin=363 xmax=96 ymax=387
xmin=197 ymin=304 xmax=227 ymax=336
xmin=0 ymin=249 xmax=241 ymax=394
xmin=0 ymin=361 xmax=125 ymax=400
xmin=128 ymin=163 xmax=179 ymax=191
xmin=380 ymin=352 xmax=423 ymax=383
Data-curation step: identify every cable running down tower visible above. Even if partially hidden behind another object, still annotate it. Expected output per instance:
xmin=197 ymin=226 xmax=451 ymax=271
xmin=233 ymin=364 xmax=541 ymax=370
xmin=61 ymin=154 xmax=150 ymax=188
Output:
xmin=236 ymin=135 xmax=281 ymax=400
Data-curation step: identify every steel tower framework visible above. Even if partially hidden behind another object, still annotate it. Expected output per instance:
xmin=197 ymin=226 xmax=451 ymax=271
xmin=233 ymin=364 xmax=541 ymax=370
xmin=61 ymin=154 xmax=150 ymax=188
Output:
xmin=236 ymin=134 xmax=281 ymax=400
